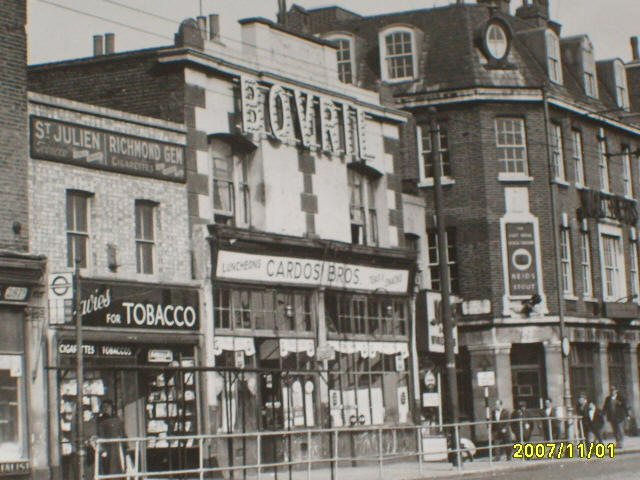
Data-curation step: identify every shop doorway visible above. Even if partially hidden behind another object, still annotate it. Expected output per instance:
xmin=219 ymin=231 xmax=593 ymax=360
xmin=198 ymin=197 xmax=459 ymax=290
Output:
xmin=510 ymin=343 xmax=546 ymax=410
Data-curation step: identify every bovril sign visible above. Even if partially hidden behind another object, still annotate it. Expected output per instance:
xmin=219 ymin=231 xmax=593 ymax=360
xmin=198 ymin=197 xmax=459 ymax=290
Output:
xmin=215 ymin=250 xmax=409 ymax=294
xmin=78 ymin=280 xmax=199 ymax=331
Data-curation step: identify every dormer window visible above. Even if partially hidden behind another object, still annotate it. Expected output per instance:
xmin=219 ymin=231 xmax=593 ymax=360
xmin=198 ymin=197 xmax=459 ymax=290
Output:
xmin=326 ymin=34 xmax=354 ymax=84
xmin=614 ymin=60 xmax=630 ymax=110
xmin=487 ymin=24 xmax=508 ymax=59
xmin=583 ymin=39 xmax=598 ymax=98
xmin=546 ymin=30 xmax=563 ymax=84
xmin=379 ymin=26 xmax=417 ymax=83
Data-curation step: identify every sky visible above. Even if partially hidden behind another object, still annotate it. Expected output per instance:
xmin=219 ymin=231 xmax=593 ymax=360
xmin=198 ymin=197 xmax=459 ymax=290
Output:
xmin=27 ymin=0 xmax=640 ymax=65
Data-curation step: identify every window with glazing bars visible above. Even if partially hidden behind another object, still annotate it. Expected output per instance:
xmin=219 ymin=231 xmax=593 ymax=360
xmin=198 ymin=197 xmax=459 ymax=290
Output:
xmin=66 ymin=190 xmax=91 ymax=268
xmin=580 ymin=231 xmax=593 ymax=297
xmin=325 ymin=292 xmax=408 ymax=337
xmin=495 ymin=118 xmax=528 ymax=174
xmin=550 ymin=123 xmax=565 ymax=181
xmin=597 ymin=136 xmax=609 ymax=192
xmin=572 ymin=130 xmax=585 ymax=186
xmin=135 ymin=201 xmax=155 ymax=274
xmin=385 ymin=31 xmax=414 ymax=79
xmin=560 ymin=228 xmax=574 ymax=296
xmin=419 ymin=125 xmax=450 ymax=178
xmin=427 ymin=228 xmax=458 ymax=293
xmin=622 ymin=145 xmax=633 ymax=198
xmin=335 ymin=38 xmax=353 ymax=84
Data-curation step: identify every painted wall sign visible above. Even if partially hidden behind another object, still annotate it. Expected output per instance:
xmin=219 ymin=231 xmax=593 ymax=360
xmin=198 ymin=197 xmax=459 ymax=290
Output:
xmin=505 ymin=223 xmax=538 ymax=296
xmin=0 ymin=461 xmax=30 ymax=476
xmin=240 ymin=76 xmax=370 ymax=159
xmin=58 ymin=341 xmax=135 ymax=358
xmin=0 ymin=285 xmax=30 ymax=303
xmin=215 ymin=250 xmax=409 ymax=294
xmin=425 ymin=291 xmax=458 ymax=354
xmin=77 ymin=280 xmax=199 ymax=330
xmin=30 ymin=116 xmax=186 ymax=182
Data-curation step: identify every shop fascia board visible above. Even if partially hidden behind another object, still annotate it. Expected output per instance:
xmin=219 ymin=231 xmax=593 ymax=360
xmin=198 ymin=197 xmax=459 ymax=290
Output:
xmin=156 ymin=48 xmax=409 ymax=125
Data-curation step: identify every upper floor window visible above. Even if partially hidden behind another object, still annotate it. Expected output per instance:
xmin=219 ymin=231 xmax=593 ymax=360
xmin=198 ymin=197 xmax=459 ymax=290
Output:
xmin=622 ymin=145 xmax=633 ymax=198
xmin=630 ymin=239 xmax=640 ymax=300
xmin=550 ymin=123 xmax=565 ymax=181
xmin=486 ymin=23 xmax=508 ymax=60
xmin=328 ymin=35 xmax=354 ymax=84
xmin=580 ymin=230 xmax=593 ymax=298
xmin=599 ymin=226 xmax=626 ymax=301
xmin=348 ymin=169 xmax=378 ymax=246
xmin=560 ymin=227 xmax=574 ymax=296
xmin=135 ymin=200 xmax=156 ymax=275
xmin=583 ymin=39 xmax=598 ymax=98
xmin=211 ymin=139 xmax=250 ymax=226
xmin=495 ymin=118 xmax=528 ymax=175
xmin=614 ymin=60 xmax=630 ymax=110
xmin=597 ymin=133 xmax=609 ymax=192
xmin=571 ymin=130 xmax=585 ymax=187
xmin=427 ymin=228 xmax=458 ymax=293
xmin=418 ymin=124 xmax=450 ymax=181
xmin=379 ymin=27 xmax=416 ymax=82
xmin=66 ymin=190 xmax=92 ymax=269
xmin=546 ymin=30 xmax=563 ymax=84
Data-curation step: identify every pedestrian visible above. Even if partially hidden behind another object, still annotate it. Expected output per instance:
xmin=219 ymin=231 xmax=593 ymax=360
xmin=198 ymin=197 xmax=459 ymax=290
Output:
xmin=511 ymin=401 xmax=534 ymax=442
xmin=97 ymin=400 xmax=126 ymax=475
xmin=582 ymin=401 xmax=604 ymax=443
xmin=540 ymin=397 xmax=560 ymax=441
xmin=603 ymin=387 xmax=629 ymax=447
xmin=490 ymin=400 xmax=513 ymax=461
xmin=575 ymin=392 xmax=588 ymax=416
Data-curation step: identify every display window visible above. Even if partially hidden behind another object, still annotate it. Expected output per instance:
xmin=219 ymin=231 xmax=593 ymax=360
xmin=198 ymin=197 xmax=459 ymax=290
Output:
xmin=0 ymin=355 xmax=27 ymax=461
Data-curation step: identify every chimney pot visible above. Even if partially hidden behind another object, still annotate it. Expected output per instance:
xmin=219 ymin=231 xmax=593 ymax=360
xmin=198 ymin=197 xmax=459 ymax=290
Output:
xmin=632 ymin=36 xmax=639 ymax=61
xmin=105 ymin=33 xmax=115 ymax=54
xmin=197 ymin=16 xmax=207 ymax=39
xmin=93 ymin=34 xmax=104 ymax=56
xmin=209 ymin=14 xmax=220 ymax=40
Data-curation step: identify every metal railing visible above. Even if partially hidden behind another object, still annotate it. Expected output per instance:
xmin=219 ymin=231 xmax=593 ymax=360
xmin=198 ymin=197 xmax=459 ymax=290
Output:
xmin=93 ymin=415 xmax=584 ymax=480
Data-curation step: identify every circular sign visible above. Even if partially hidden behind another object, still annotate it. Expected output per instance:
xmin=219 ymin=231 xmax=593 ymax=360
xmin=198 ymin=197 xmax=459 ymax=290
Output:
xmin=511 ymin=248 xmax=532 ymax=271
xmin=424 ymin=371 xmax=437 ymax=388
xmin=51 ymin=275 xmax=72 ymax=297
xmin=305 ymin=380 xmax=315 ymax=394
xmin=561 ymin=337 xmax=571 ymax=357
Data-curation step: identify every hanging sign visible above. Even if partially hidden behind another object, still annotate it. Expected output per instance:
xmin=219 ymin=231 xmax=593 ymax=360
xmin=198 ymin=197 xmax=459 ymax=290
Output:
xmin=425 ymin=291 xmax=458 ymax=354
xmin=30 ymin=116 xmax=186 ymax=182
xmin=505 ymin=223 xmax=538 ymax=296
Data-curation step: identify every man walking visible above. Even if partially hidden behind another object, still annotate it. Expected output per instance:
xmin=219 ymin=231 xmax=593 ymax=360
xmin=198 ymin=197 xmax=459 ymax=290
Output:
xmin=541 ymin=398 xmax=560 ymax=441
xmin=490 ymin=400 xmax=512 ymax=461
xmin=583 ymin=401 xmax=604 ymax=443
xmin=511 ymin=402 xmax=534 ymax=442
xmin=603 ymin=387 xmax=629 ymax=447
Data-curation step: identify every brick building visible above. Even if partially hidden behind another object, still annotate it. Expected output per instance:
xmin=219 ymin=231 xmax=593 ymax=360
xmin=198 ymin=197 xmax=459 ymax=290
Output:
xmin=285 ymin=0 xmax=640 ymax=433
xmin=28 ymin=12 xmax=416 ymax=471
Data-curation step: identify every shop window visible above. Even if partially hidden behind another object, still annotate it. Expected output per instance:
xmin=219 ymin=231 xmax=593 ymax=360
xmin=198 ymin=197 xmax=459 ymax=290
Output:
xmin=135 ymin=200 xmax=156 ymax=274
xmin=348 ymin=170 xmax=378 ymax=246
xmin=418 ymin=124 xmax=450 ymax=182
xmin=0 ymin=355 xmax=25 ymax=459
xmin=495 ymin=118 xmax=528 ymax=175
xmin=214 ymin=286 xmax=314 ymax=333
xmin=622 ymin=145 xmax=633 ymax=198
xmin=608 ymin=344 xmax=627 ymax=398
xmin=614 ymin=60 xmax=630 ymax=110
xmin=560 ymin=227 xmax=574 ymax=296
xmin=325 ymin=292 xmax=407 ymax=338
xmin=571 ymin=130 xmax=585 ymax=187
xmin=580 ymin=231 xmax=594 ymax=297
xmin=427 ymin=228 xmax=458 ymax=293
xmin=569 ymin=343 xmax=596 ymax=405
xmin=550 ymin=123 xmax=565 ymax=181
xmin=546 ymin=30 xmax=563 ymax=84
xmin=211 ymin=139 xmax=250 ymax=226
xmin=597 ymin=134 xmax=609 ymax=192
xmin=66 ymin=190 xmax=92 ymax=269
xmin=379 ymin=26 xmax=416 ymax=82
xmin=600 ymin=230 xmax=626 ymax=300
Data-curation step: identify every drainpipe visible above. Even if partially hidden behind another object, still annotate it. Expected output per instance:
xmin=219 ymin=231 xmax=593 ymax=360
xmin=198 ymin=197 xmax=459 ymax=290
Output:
xmin=542 ymin=89 xmax=573 ymax=420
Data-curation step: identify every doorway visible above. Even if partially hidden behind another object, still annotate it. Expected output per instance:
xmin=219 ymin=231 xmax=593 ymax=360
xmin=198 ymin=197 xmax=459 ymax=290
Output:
xmin=510 ymin=343 xmax=546 ymax=410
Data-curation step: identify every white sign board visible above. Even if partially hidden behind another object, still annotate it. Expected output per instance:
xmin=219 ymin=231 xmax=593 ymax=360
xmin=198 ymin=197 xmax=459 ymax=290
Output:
xmin=425 ymin=291 xmax=459 ymax=354
xmin=216 ymin=250 xmax=409 ymax=293
xmin=477 ymin=370 xmax=495 ymax=387
xmin=148 ymin=350 xmax=173 ymax=363
xmin=422 ymin=392 xmax=441 ymax=407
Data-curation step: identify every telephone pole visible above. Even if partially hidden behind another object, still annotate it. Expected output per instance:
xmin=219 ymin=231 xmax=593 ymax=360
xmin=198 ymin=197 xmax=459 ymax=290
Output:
xmin=428 ymin=107 xmax=459 ymax=425
xmin=74 ymin=262 xmax=85 ymax=480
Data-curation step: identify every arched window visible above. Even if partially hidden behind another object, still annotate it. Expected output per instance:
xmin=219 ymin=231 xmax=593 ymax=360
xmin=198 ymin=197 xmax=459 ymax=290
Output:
xmin=326 ymin=34 xmax=354 ymax=84
xmin=379 ymin=26 xmax=417 ymax=82
xmin=546 ymin=30 xmax=563 ymax=84
xmin=614 ymin=59 xmax=629 ymax=110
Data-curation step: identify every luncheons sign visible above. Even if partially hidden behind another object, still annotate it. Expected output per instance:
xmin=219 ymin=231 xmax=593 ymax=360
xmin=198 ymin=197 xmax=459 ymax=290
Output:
xmin=30 ymin=116 xmax=185 ymax=182
xmin=505 ymin=223 xmax=538 ymax=296
xmin=78 ymin=280 xmax=199 ymax=331
xmin=216 ymin=250 xmax=409 ymax=294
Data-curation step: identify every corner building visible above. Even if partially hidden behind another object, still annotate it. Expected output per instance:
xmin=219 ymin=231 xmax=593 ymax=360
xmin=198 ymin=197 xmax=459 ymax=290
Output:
xmin=286 ymin=0 xmax=640 ymax=435
xmin=28 ymin=13 xmax=417 ymax=466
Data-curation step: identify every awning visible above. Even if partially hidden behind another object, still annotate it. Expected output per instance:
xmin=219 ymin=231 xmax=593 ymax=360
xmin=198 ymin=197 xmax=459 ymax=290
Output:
xmin=212 ymin=336 xmax=256 ymax=356
xmin=327 ymin=340 xmax=409 ymax=358
xmin=207 ymin=132 xmax=258 ymax=154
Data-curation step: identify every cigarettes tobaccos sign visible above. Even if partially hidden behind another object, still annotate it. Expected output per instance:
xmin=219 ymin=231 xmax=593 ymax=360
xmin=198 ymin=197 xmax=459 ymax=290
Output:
xmin=30 ymin=116 xmax=185 ymax=182
xmin=78 ymin=280 xmax=199 ymax=331
xmin=216 ymin=250 xmax=409 ymax=294
xmin=241 ymin=76 xmax=369 ymax=159
xmin=505 ymin=223 xmax=538 ymax=296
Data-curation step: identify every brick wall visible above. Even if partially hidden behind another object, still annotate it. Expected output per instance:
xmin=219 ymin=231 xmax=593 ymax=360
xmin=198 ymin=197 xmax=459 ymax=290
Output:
xmin=0 ymin=0 xmax=28 ymax=250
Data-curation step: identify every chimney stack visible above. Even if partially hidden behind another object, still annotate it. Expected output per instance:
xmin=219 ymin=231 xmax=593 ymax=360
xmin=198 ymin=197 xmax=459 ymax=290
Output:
xmin=209 ymin=14 xmax=220 ymax=40
xmin=477 ymin=0 xmax=510 ymax=15
xmin=105 ymin=33 xmax=115 ymax=54
xmin=197 ymin=16 xmax=207 ymax=39
xmin=277 ymin=0 xmax=287 ymax=26
xmin=632 ymin=37 xmax=639 ymax=61
xmin=93 ymin=35 xmax=104 ymax=56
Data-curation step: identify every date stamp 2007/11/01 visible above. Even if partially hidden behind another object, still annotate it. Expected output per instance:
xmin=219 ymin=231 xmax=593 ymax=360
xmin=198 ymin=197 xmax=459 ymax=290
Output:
xmin=512 ymin=442 xmax=615 ymax=459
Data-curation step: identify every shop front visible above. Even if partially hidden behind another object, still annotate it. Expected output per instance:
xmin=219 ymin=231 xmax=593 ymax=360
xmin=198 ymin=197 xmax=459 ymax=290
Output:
xmin=209 ymin=225 xmax=416 ymax=465
xmin=48 ymin=279 xmax=200 ymax=478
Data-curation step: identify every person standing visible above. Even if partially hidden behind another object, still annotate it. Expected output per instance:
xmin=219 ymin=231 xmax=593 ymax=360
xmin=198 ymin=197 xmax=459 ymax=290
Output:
xmin=511 ymin=402 xmax=534 ymax=442
xmin=540 ymin=398 xmax=560 ymax=441
xmin=490 ymin=400 xmax=512 ymax=461
xmin=583 ymin=401 xmax=604 ymax=443
xmin=603 ymin=387 xmax=629 ymax=447
xmin=575 ymin=392 xmax=588 ymax=416
xmin=97 ymin=401 xmax=126 ymax=475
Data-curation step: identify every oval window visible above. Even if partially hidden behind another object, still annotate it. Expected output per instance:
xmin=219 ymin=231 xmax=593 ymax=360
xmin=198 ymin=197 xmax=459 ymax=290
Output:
xmin=486 ymin=23 xmax=508 ymax=60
